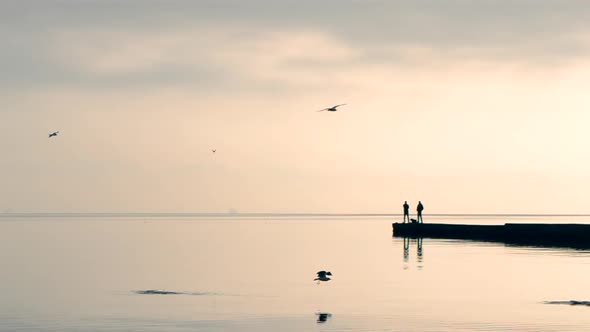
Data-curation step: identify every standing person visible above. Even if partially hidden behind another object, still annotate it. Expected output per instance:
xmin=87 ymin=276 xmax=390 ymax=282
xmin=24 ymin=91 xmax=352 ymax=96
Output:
xmin=403 ymin=201 xmax=410 ymax=223
xmin=417 ymin=201 xmax=424 ymax=223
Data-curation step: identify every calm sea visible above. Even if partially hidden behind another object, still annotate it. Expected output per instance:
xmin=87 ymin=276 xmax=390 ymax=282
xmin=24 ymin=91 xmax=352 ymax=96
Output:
xmin=1 ymin=215 xmax=590 ymax=332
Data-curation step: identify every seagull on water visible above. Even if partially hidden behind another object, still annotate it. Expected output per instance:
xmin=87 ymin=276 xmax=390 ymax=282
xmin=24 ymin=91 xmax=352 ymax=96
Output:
xmin=316 ymin=312 xmax=332 ymax=323
xmin=314 ymin=270 xmax=332 ymax=283
xmin=48 ymin=131 xmax=59 ymax=138
xmin=317 ymin=104 xmax=346 ymax=112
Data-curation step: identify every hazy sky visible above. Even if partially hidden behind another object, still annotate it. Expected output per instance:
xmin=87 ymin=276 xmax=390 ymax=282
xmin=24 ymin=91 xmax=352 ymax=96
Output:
xmin=3 ymin=1 xmax=590 ymax=213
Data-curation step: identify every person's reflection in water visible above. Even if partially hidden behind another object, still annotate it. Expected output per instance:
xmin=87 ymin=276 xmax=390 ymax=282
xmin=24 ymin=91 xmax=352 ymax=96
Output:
xmin=402 ymin=237 xmax=424 ymax=269
xmin=417 ymin=238 xmax=423 ymax=260
xmin=417 ymin=238 xmax=424 ymax=269
xmin=316 ymin=312 xmax=332 ymax=323
xmin=403 ymin=237 xmax=410 ymax=263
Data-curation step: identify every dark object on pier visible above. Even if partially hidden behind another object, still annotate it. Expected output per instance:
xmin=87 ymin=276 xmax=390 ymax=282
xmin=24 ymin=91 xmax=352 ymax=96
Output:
xmin=392 ymin=223 xmax=590 ymax=249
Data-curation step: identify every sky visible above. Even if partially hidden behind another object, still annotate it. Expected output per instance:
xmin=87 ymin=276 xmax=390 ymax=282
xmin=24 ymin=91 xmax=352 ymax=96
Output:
xmin=2 ymin=1 xmax=590 ymax=214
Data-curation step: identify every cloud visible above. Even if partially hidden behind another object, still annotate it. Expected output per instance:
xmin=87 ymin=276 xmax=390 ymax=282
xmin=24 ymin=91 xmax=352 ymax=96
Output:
xmin=50 ymin=26 xmax=358 ymax=79
xmin=4 ymin=1 xmax=590 ymax=91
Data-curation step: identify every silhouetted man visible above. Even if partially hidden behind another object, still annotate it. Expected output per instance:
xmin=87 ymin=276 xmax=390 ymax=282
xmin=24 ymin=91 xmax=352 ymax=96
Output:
xmin=417 ymin=201 xmax=424 ymax=223
xmin=403 ymin=201 xmax=410 ymax=223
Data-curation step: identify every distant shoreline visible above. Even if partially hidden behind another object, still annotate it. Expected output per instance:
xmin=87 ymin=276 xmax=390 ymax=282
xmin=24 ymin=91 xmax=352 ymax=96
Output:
xmin=3 ymin=212 xmax=590 ymax=218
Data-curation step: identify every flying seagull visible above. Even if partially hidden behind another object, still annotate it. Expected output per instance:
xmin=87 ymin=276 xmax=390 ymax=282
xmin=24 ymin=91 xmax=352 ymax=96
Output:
xmin=317 ymin=104 xmax=346 ymax=112
xmin=48 ymin=131 xmax=59 ymax=138
xmin=314 ymin=270 xmax=332 ymax=283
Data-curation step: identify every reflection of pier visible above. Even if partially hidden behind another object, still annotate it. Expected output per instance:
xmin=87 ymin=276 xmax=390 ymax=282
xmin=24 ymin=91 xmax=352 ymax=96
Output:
xmin=393 ymin=222 xmax=590 ymax=249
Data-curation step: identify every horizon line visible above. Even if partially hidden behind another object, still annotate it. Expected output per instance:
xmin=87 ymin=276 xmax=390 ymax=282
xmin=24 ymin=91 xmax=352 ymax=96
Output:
xmin=3 ymin=212 xmax=590 ymax=218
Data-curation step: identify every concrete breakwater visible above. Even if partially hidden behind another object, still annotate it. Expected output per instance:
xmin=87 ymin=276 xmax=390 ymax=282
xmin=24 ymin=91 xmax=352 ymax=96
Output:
xmin=392 ymin=223 xmax=590 ymax=249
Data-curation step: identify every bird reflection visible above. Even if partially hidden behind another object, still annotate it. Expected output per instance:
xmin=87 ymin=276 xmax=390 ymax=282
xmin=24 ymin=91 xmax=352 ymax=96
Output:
xmin=316 ymin=312 xmax=332 ymax=323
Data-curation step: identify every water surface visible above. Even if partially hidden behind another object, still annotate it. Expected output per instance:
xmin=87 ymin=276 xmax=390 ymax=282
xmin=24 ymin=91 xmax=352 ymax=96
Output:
xmin=1 ymin=215 xmax=589 ymax=331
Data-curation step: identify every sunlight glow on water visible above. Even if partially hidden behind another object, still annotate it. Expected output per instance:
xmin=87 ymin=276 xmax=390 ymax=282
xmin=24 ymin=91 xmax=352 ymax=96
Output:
xmin=1 ymin=215 xmax=589 ymax=331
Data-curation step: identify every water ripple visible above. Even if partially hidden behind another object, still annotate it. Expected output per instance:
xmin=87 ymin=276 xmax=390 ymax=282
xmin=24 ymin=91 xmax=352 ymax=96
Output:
xmin=545 ymin=300 xmax=590 ymax=306
xmin=134 ymin=289 xmax=222 ymax=296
